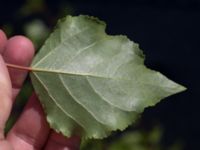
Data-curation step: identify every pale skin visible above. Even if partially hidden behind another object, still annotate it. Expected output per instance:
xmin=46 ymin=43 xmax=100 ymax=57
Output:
xmin=0 ymin=30 xmax=80 ymax=150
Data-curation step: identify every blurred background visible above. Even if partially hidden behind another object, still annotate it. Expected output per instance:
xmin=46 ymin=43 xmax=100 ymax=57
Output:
xmin=0 ymin=0 xmax=199 ymax=150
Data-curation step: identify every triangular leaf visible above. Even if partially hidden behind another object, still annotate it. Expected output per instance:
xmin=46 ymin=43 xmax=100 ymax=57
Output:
xmin=30 ymin=15 xmax=186 ymax=139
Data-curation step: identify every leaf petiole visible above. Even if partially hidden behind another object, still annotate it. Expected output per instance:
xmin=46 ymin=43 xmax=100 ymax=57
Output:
xmin=6 ymin=63 xmax=33 ymax=72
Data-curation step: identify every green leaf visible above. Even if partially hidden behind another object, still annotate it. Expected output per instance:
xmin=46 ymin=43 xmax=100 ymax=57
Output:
xmin=30 ymin=15 xmax=186 ymax=139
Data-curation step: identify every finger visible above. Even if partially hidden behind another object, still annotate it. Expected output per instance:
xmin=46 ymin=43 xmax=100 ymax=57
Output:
xmin=0 ymin=29 xmax=7 ymax=54
xmin=0 ymin=56 xmax=12 ymax=139
xmin=45 ymin=131 xmax=81 ymax=150
xmin=6 ymin=94 xmax=50 ymax=150
xmin=3 ymin=36 xmax=35 ymax=99
xmin=0 ymin=140 xmax=13 ymax=150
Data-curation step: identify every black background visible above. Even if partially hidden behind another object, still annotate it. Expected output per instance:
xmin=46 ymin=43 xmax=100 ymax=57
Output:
xmin=0 ymin=0 xmax=199 ymax=149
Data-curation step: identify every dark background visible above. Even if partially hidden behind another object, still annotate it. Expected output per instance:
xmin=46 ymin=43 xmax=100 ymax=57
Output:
xmin=0 ymin=0 xmax=199 ymax=149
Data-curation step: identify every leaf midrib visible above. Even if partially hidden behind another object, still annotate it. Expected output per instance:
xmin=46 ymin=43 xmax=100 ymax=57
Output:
xmin=31 ymin=67 xmax=179 ymax=101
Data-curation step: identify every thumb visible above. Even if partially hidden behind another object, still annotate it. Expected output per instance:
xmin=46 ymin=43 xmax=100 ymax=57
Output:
xmin=0 ymin=55 xmax=12 ymax=139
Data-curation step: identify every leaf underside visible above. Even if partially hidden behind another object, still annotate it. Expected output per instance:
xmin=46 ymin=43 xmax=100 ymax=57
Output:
xmin=30 ymin=15 xmax=186 ymax=139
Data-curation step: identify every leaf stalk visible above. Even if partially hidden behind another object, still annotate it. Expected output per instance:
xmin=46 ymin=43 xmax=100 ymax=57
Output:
xmin=6 ymin=63 xmax=33 ymax=72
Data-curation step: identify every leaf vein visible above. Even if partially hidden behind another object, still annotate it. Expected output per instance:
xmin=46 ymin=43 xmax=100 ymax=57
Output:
xmin=31 ymin=67 xmax=172 ymax=90
xmin=59 ymin=74 xmax=109 ymax=127
xmin=86 ymin=76 xmax=129 ymax=111
xmin=33 ymin=27 xmax=89 ymax=67
xmin=33 ymin=73 xmax=88 ymax=131
xmin=60 ymin=40 xmax=99 ymax=69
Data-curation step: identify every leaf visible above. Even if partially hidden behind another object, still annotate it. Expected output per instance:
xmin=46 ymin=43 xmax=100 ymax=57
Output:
xmin=30 ymin=15 xmax=186 ymax=139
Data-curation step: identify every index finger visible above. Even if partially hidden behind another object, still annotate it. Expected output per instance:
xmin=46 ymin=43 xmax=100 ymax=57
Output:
xmin=3 ymin=35 xmax=35 ymax=99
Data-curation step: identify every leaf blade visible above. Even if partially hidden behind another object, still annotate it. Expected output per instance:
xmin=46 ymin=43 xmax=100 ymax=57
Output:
xmin=30 ymin=15 xmax=186 ymax=139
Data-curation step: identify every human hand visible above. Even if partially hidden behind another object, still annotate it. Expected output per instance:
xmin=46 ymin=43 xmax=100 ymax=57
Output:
xmin=0 ymin=30 xmax=80 ymax=150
